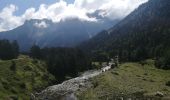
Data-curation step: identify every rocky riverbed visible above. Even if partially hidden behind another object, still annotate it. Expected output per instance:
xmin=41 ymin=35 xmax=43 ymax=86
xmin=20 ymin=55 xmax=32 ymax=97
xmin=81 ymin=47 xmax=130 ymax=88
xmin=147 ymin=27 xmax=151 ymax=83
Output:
xmin=31 ymin=68 xmax=107 ymax=100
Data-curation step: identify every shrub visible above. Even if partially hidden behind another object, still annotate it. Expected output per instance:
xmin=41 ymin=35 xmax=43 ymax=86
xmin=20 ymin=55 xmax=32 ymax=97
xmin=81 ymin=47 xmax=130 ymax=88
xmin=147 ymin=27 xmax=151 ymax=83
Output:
xmin=10 ymin=61 xmax=16 ymax=71
xmin=32 ymin=59 xmax=38 ymax=64
xmin=111 ymin=71 xmax=119 ymax=75
xmin=19 ymin=82 xmax=26 ymax=89
xmin=166 ymin=81 xmax=170 ymax=87
xmin=9 ymin=95 xmax=18 ymax=100
xmin=139 ymin=61 xmax=147 ymax=66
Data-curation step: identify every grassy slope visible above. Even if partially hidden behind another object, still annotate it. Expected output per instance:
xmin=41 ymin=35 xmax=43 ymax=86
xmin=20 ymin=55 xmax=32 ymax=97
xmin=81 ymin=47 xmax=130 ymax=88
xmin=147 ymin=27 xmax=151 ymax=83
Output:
xmin=77 ymin=60 xmax=170 ymax=100
xmin=0 ymin=55 xmax=55 ymax=100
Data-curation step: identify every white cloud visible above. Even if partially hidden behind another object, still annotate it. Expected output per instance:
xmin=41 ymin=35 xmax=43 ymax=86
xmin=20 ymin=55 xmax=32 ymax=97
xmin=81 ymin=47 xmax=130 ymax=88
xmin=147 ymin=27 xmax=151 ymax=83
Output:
xmin=0 ymin=0 xmax=148 ymax=32
xmin=74 ymin=0 xmax=148 ymax=20
xmin=0 ymin=4 xmax=22 ymax=31
xmin=22 ymin=8 xmax=36 ymax=20
xmin=34 ymin=21 xmax=49 ymax=28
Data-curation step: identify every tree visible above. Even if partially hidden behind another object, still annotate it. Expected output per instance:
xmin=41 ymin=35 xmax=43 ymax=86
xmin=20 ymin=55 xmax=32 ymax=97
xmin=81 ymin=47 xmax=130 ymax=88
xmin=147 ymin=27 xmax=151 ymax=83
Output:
xmin=39 ymin=47 xmax=92 ymax=83
xmin=30 ymin=45 xmax=42 ymax=59
xmin=0 ymin=40 xmax=19 ymax=60
xmin=10 ymin=61 xmax=16 ymax=71
xmin=12 ymin=40 xmax=19 ymax=58
xmin=155 ymin=48 xmax=170 ymax=69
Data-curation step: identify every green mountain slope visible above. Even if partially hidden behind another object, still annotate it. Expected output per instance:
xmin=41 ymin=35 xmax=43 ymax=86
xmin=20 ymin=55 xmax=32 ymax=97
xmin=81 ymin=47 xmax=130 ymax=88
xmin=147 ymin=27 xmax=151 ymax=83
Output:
xmin=77 ymin=60 xmax=170 ymax=99
xmin=0 ymin=55 xmax=55 ymax=100
xmin=79 ymin=0 xmax=170 ymax=68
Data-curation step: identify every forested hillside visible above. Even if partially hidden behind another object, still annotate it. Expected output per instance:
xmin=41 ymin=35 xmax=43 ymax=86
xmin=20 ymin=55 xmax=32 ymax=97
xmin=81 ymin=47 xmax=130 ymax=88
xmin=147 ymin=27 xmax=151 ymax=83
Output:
xmin=0 ymin=40 xmax=92 ymax=99
xmin=30 ymin=45 xmax=92 ymax=82
xmin=79 ymin=0 xmax=170 ymax=69
xmin=0 ymin=40 xmax=19 ymax=60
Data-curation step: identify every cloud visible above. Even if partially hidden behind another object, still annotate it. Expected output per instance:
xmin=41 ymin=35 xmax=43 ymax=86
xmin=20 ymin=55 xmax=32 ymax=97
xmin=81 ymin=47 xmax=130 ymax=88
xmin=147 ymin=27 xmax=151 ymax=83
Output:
xmin=0 ymin=4 xmax=22 ymax=31
xmin=22 ymin=8 xmax=36 ymax=20
xmin=24 ymin=0 xmax=96 ymax=22
xmin=0 ymin=0 xmax=148 ymax=32
xmin=74 ymin=0 xmax=148 ymax=20
xmin=34 ymin=21 xmax=49 ymax=28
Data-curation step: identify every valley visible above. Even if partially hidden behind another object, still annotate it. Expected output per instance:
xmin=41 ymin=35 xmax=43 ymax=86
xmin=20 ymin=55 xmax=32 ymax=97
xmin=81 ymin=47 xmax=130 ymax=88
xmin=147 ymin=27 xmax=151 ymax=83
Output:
xmin=32 ymin=60 xmax=170 ymax=100
xmin=0 ymin=0 xmax=170 ymax=100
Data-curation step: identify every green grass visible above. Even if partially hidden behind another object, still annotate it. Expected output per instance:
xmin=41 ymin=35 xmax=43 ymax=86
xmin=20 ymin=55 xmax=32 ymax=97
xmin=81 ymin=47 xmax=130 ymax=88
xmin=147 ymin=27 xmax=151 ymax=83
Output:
xmin=77 ymin=60 xmax=170 ymax=100
xmin=0 ymin=55 xmax=55 ymax=100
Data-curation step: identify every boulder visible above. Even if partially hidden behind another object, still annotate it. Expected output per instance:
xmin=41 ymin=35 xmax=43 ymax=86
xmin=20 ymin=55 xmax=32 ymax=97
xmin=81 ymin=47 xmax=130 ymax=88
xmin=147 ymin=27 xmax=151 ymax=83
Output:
xmin=155 ymin=91 xmax=164 ymax=97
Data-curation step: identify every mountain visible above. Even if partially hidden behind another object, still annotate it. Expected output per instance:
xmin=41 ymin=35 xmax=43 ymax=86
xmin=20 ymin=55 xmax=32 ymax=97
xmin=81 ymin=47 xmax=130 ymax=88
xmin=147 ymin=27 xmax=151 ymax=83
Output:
xmin=0 ymin=17 xmax=118 ymax=51
xmin=79 ymin=0 xmax=170 ymax=64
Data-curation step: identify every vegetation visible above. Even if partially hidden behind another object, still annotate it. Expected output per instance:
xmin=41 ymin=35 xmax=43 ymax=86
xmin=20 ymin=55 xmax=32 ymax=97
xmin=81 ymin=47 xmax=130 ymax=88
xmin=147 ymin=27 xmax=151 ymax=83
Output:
xmin=77 ymin=60 xmax=170 ymax=99
xmin=155 ymin=49 xmax=170 ymax=69
xmin=0 ymin=55 xmax=55 ymax=99
xmin=79 ymin=0 xmax=170 ymax=69
xmin=30 ymin=45 xmax=92 ymax=83
xmin=0 ymin=42 xmax=92 ymax=98
xmin=30 ymin=45 xmax=42 ymax=59
xmin=0 ymin=0 xmax=170 ymax=99
xmin=166 ymin=81 xmax=170 ymax=87
xmin=0 ymin=40 xmax=19 ymax=60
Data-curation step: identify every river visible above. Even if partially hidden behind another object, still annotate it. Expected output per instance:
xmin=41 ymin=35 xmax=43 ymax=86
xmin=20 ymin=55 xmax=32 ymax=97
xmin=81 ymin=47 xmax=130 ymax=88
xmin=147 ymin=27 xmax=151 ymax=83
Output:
xmin=32 ymin=65 xmax=112 ymax=100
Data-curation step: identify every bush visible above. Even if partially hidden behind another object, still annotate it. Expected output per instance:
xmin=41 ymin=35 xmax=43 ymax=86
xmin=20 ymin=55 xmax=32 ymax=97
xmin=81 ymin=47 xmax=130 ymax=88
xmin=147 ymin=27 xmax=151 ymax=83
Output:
xmin=155 ymin=49 xmax=170 ymax=70
xmin=19 ymin=82 xmax=26 ymax=89
xmin=10 ymin=61 xmax=16 ymax=71
xmin=9 ymin=95 xmax=18 ymax=100
xmin=166 ymin=81 xmax=170 ymax=87
xmin=23 ymin=65 xmax=32 ymax=71
xmin=111 ymin=71 xmax=119 ymax=75
xmin=155 ymin=58 xmax=164 ymax=69
xmin=155 ymin=57 xmax=170 ymax=70
xmin=32 ymin=59 xmax=38 ymax=64
xmin=139 ymin=61 xmax=147 ymax=66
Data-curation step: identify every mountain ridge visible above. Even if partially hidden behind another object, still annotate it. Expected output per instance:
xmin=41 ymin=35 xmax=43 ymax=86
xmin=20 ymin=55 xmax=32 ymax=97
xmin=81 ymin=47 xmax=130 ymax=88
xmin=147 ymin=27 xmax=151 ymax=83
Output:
xmin=0 ymin=18 xmax=118 ymax=51
xmin=79 ymin=0 xmax=170 ymax=64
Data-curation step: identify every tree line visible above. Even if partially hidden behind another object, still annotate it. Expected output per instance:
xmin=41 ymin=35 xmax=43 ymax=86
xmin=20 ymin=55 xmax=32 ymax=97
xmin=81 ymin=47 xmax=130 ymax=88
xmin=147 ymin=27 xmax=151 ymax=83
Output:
xmin=81 ymin=28 xmax=170 ymax=70
xmin=0 ymin=39 xmax=92 ymax=83
xmin=30 ymin=45 xmax=92 ymax=83
xmin=79 ymin=0 xmax=170 ymax=69
xmin=0 ymin=40 xmax=19 ymax=60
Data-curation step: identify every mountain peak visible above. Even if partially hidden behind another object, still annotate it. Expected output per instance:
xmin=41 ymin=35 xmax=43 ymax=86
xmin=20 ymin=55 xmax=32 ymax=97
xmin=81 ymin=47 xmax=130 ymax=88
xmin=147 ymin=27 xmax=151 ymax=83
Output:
xmin=24 ymin=19 xmax=53 ymax=26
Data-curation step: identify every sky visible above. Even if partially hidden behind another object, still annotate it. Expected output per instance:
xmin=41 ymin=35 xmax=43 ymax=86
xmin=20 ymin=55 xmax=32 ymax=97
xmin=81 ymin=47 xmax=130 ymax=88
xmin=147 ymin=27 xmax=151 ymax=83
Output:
xmin=0 ymin=0 xmax=74 ymax=15
xmin=0 ymin=0 xmax=148 ymax=32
